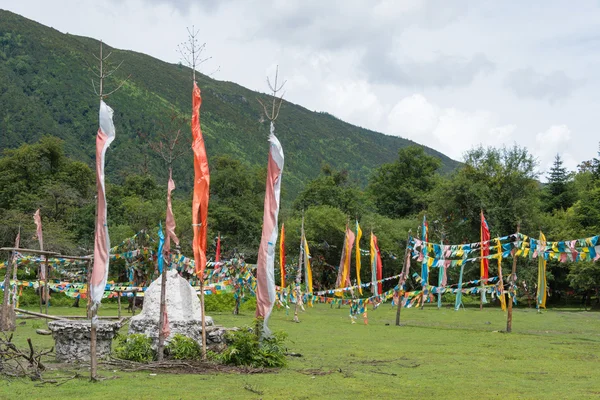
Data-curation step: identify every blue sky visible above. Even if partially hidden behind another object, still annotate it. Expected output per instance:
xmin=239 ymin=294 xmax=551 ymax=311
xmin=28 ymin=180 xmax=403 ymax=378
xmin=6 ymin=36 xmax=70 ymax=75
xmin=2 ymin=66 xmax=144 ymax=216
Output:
xmin=3 ymin=0 xmax=599 ymax=175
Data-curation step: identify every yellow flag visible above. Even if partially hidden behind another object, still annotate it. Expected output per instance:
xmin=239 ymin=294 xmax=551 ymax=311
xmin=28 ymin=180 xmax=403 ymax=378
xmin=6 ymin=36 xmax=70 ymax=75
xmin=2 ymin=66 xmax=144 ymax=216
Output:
xmin=537 ymin=231 xmax=547 ymax=309
xmin=304 ymin=237 xmax=313 ymax=295
xmin=355 ymin=221 xmax=363 ymax=295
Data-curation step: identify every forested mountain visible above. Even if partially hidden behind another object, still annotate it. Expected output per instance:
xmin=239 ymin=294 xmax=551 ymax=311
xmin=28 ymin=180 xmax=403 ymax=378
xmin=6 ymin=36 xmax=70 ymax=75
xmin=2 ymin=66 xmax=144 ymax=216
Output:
xmin=0 ymin=9 xmax=458 ymax=197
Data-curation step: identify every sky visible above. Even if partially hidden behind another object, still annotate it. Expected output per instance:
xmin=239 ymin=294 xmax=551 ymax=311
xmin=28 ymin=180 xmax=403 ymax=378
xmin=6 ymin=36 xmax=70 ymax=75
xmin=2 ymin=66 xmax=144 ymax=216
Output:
xmin=3 ymin=0 xmax=600 ymax=175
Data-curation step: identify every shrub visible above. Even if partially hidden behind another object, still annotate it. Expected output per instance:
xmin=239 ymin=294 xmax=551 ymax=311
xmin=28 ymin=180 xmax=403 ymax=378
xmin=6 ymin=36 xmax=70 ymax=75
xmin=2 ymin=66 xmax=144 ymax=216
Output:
xmin=114 ymin=334 xmax=155 ymax=362
xmin=165 ymin=334 xmax=202 ymax=360
xmin=219 ymin=318 xmax=288 ymax=368
xmin=204 ymin=293 xmax=256 ymax=312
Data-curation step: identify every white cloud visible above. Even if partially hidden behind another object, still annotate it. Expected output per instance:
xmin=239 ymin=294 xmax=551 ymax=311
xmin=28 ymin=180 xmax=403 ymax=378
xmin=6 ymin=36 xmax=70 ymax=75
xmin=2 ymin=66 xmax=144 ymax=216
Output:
xmin=386 ymin=94 xmax=516 ymax=160
xmin=535 ymin=124 xmax=578 ymax=173
xmin=2 ymin=0 xmax=600 ymax=170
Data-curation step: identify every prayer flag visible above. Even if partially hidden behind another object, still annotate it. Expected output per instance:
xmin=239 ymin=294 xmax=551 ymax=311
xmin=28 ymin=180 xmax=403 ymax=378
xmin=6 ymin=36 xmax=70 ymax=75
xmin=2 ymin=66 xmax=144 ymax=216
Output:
xmin=157 ymin=222 xmax=165 ymax=274
xmin=91 ymin=101 xmax=116 ymax=306
xmin=481 ymin=211 xmax=490 ymax=279
xmin=370 ymin=233 xmax=383 ymax=295
xmin=336 ymin=225 xmax=355 ymax=295
xmin=420 ymin=215 xmax=428 ymax=283
xmin=33 ymin=209 xmax=45 ymax=280
xmin=256 ymin=122 xmax=284 ymax=334
xmin=279 ymin=223 xmax=285 ymax=292
xmin=355 ymin=221 xmax=363 ymax=295
xmin=164 ymin=169 xmax=179 ymax=257
xmin=303 ymin=236 xmax=313 ymax=294
xmin=33 ymin=209 xmax=43 ymax=249
xmin=537 ymin=231 xmax=547 ymax=309
xmin=191 ymin=82 xmax=210 ymax=278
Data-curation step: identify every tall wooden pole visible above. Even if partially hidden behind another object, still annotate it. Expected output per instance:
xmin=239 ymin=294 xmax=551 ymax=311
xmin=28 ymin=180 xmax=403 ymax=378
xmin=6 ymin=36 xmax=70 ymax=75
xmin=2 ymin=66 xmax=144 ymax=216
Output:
xmin=117 ymin=291 xmax=121 ymax=319
xmin=157 ymin=258 xmax=168 ymax=361
xmin=294 ymin=212 xmax=304 ymax=323
xmin=45 ymin=259 xmax=50 ymax=315
xmin=1 ymin=250 xmax=15 ymax=331
xmin=86 ymin=260 xmax=92 ymax=319
xmin=506 ymin=224 xmax=520 ymax=333
xmin=395 ymin=232 xmax=411 ymax=326
xmin=200 ymin=278 xmax=207 ymax=360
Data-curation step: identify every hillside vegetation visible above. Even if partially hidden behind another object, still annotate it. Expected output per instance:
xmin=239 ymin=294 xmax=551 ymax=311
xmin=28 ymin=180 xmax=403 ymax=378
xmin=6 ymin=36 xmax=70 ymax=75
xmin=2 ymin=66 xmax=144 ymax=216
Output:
xmin=0 ymin=9 xmax=458 ymax=197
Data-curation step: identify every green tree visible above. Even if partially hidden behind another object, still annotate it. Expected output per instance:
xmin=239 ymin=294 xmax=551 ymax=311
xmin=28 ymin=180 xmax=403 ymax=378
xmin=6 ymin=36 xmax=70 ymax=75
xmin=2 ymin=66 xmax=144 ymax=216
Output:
xmin=430 ymin=145 xmax=541 ymax=244
xmin=542 ymin=154 xmax=575 ymax=212
xmin=208 ymin=155 xmax=265 ymax=260
xmin=294 ymin=165 xmax=368 ymax=217
xmin=368 ymin=146 xmax=441 ymax=219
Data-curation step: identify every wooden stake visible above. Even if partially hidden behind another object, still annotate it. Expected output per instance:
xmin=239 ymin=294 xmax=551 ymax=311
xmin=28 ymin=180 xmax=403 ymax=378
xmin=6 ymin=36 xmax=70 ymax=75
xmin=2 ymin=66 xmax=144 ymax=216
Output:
xmin=0 ymin=250 xmax=15 ymax=331
xmin=395 ymin=232 xmax=411 ymax=326
xmin=45 ymin=259 xmax=50 ymax=316
xmin=86 ymin=260 xmax=92 ymax=319
xmin=117 ymin=291 xmax=121 ymax=319
xmin=157 ymin=266 xmax=168 ymax=361
xmin=506 ymin=224 xmax=520 ymax=333
xmin=90 ymin=307 xmax=97 ymax=381
xmin=200 ymin=278 xmax=207 ymax=360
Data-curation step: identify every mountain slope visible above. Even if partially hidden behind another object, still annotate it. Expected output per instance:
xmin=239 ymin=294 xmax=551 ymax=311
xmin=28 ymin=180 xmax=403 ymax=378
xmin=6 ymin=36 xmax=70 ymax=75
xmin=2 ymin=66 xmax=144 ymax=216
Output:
xmin=0 ymin=9 xmax=459 ymax=197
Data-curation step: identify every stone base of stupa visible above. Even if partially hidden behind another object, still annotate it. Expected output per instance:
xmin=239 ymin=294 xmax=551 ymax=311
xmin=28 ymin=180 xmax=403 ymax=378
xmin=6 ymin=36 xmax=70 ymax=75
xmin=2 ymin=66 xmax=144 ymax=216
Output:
xmin=128 ymin=269 xmax=229 ymax=349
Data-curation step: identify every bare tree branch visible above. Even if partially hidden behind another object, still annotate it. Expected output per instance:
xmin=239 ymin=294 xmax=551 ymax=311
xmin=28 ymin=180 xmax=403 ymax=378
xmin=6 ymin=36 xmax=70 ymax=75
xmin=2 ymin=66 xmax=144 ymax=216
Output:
xmin=257 ymin=65 xmax=286 ymax=123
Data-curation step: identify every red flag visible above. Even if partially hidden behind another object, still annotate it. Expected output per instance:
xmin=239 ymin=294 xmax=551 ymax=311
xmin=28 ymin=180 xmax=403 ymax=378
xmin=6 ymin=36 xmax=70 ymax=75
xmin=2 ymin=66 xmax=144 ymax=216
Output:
xmin=91 ymin=101 xmax=116 ymax=306
xmin=164 ymin=168 xmax=179 ymax=256
xmin=256 ymin=122 xmax=284 ymax=333
xmin=191 ymin=82 xmax=210 ymax=278
xmin=215 ymin=233 xmax=221 ymax=263
xmin=480 ymin=211 xmax=490 ymax=280
xmin=372 ymin=234 xmax=383 ymax=294
xmin=279 ymin=223 xmax=285 ymax=291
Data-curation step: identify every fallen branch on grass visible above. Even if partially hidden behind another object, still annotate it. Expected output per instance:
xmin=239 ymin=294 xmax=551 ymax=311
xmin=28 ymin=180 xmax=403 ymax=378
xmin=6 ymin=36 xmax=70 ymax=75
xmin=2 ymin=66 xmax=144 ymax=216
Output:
xmin=103 ymin=357 xmax=276 ymax=375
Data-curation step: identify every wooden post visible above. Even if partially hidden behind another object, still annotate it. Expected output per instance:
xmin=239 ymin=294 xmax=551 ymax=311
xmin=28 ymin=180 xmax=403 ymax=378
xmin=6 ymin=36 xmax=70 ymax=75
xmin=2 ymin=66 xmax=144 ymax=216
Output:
xmin=131 ymin=290 xmax=137 ymax=316
xmin=38 ymin=263 xmax=43 ymax=314
xmin=90 ymin=307 xmax=97 ymax=381
xmin=395 ymin=232 xmax=411 ymax=326
xmin=45 ymin=259 xmax=50 ymax=315
xmin=157 ymin=264 xmax=168 ymax=362
xmin=86 ymin=260 xmax=92 ymax=319
xmin=200 ymin=278 xmax=207 ymax=360
xmin=506 ymin=224 xmax=520 ymax=333
xmin=1 ymin=250 xmax=16 ymax=331
xmin=117 ymin=291 xmax=121 ymax=319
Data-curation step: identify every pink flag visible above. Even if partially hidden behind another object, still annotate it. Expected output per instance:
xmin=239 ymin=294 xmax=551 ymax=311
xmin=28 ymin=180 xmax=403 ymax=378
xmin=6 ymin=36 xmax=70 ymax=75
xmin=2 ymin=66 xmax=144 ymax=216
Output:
xmin=90 ymin=101 xmax=116 ymax=306
xmin=33 ymin=209 xmax=45 ymax=280
xmin=164 ymin=169 xmax=179 ymax=256
xmin=255 ymin=122 xmax=284 ymax=334
xmin=33 ymin=209 xmax=43 ymax=248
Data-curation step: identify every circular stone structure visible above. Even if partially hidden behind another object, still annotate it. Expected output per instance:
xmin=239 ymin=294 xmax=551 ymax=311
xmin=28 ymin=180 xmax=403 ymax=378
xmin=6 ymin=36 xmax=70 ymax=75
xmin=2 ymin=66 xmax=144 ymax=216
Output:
xmin=128 ymin=269 xmax=227 ymax=349
xmin=47 ymin=319 xmax=122 ymax=362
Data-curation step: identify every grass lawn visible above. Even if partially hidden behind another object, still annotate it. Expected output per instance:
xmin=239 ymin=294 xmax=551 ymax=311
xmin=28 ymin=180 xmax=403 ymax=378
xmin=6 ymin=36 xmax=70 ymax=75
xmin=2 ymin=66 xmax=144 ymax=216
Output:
xmin=2 ymin=302 xmax=600 ymax=399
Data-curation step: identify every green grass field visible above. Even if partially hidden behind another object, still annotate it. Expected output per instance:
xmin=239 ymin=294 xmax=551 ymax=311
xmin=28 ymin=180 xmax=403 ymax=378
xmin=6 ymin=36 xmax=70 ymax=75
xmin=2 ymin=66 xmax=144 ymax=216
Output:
xmin=2 ymin=302 xmax=600 ymax=399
